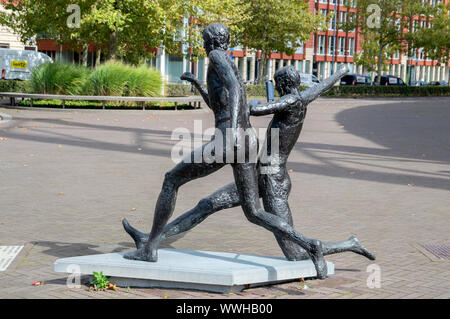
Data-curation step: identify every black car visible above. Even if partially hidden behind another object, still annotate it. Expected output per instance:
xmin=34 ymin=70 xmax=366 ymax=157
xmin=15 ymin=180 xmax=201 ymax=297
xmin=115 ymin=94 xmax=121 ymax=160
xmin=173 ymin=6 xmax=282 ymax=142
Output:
xmin=429 ymin=81 xmax=448 ymax=86
xmin=340 ymin=74 xmax=371 ymax=86
xmin=373 ymin=75 xmax=407 ymax=86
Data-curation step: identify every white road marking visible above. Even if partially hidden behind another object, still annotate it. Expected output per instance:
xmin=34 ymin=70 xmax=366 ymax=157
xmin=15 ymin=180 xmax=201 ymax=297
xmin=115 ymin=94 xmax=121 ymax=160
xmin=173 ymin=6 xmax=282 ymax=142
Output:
xmin=0 ymin=246 xmax=24 ymax=271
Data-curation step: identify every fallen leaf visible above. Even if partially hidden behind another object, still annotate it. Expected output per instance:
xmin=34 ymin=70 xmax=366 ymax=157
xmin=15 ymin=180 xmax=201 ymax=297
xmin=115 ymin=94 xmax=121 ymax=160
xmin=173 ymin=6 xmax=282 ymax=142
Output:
xmin=407 ymin=184 xmax=414 ymax=187
xmin=288 ymin=169 xmax=294 ymax=173
xmin=137 ymin=148 xmax=143 ymax=151
xmin=0 ymin=137 xmax=7 ymax=141
xmin=57 ymin=144 xmax=63 ymax=148
xmin=58 ymin=192 xmax=64 ymax=195
xmin=130 ymin=208 xmax=136 ymax=211
xmin=29 ymin=154 xmax=34 ymax=157
xmin=339 ymin=125 xmax=345 ymax=129
xmin=23 ymin=164 xmax=28 ymax=167
xmin=148 ymin=116 xmax=153 ymax=120
xmin=32 ymin=281 xmax=44 ymax=286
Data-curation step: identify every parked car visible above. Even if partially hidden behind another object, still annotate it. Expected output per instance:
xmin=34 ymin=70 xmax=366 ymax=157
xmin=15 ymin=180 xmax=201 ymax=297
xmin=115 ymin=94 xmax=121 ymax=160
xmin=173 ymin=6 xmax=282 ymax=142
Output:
xmin=429 ymin=81 xmax=448 ymax=86
xmin=0 ymin=49 xmax=53 ymax=81
xmin=373 ymin=75 xmax=407 ymax=86
xmin=299 ymin=73 xmax=320 ymax=87
xmin=410 ymin=81 xmax=428 ymax=86
xmin=340 ymin=74 xmax=371 ymax=86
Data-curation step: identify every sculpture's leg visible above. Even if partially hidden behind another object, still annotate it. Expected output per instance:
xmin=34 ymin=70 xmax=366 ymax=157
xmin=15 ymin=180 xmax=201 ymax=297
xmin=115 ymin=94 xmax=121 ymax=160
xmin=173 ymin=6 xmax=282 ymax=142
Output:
xmin=232 ymin=162 xmax=328 ymax=279
xmin=123 ymin=141 xmax=226 ymax=262
xmin=123 ymin=182 xmax=242 ymax=249
xmin=260 ymin=171 xmax=376 ymax=261
xmin=323 ymin=236 xmax=376 ymax=260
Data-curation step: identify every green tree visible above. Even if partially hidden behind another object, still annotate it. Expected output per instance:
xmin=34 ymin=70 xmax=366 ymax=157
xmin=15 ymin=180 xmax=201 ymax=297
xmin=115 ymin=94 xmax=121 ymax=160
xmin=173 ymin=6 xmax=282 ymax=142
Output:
xmin=231 ymin=0 xmax=324 ymax=84
xmin=342 ymin=0 xmax=407 ymax=84
xmin=413 ymin=2 xmax=450 ymax=68
xmin=166 ymin=0 xmax=242 ymax=63
xmin=0 ymin=0 xmax=183 ymax=65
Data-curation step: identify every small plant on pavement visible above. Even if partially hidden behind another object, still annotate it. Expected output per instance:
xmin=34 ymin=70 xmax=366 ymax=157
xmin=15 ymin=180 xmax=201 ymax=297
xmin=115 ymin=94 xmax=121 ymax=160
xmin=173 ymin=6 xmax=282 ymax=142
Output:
xmin=90 ymin=272 xmax=109 ymax=290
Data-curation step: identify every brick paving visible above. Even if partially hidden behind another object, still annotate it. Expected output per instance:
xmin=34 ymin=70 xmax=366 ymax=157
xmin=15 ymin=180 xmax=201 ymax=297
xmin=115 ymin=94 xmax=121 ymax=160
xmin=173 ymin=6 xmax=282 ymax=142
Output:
xmin=0 ymin=97 xmax=449 ymax=299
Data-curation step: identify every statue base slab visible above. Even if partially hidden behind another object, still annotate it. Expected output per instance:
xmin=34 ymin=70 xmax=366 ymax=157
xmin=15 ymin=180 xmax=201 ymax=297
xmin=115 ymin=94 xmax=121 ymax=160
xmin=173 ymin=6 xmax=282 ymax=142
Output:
xmin=54 ymin=248 xmax=334 ymax=293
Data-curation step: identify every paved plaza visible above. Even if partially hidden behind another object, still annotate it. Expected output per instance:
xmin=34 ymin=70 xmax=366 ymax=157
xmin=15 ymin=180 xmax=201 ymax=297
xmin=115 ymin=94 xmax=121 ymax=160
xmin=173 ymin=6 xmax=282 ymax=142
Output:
xmin=0 ymin=97 xmax=449 ymax=299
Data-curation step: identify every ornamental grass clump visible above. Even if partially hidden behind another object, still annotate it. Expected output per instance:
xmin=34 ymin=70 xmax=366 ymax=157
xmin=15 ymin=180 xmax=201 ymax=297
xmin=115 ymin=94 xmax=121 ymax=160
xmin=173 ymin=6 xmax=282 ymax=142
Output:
xmin=29 ymin=62 xmax=90 ymax=95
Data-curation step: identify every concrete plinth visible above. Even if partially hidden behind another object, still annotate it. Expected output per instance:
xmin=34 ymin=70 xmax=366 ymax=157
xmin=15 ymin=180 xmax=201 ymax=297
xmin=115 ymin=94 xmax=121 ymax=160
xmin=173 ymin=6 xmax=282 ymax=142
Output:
xmin=54 ymin=248 xmax=334 ymax=293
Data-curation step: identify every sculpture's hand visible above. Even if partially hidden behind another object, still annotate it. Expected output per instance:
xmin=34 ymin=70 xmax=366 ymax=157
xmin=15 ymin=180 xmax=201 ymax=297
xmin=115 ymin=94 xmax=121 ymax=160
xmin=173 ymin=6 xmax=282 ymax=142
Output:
xmin=180 ymin=72 xmax=197 ymax=83
xmin=249 ymin=99 xmax=261 ymax=108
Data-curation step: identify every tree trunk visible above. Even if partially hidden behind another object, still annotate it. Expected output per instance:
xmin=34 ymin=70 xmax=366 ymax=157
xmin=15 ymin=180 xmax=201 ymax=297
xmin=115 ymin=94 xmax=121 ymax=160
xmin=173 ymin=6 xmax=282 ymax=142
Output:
xmin=95 ymin=47 xmax=101 ymax=67
xmin=107 ymin=29 xmax=119 ymax=61
xmin=377 ymin=44 xmax=384 ymax=85
xmin=81 ymin=44 xmax=88 ymax=67
xmin=257 ymin=51 xmax=266 ymax=85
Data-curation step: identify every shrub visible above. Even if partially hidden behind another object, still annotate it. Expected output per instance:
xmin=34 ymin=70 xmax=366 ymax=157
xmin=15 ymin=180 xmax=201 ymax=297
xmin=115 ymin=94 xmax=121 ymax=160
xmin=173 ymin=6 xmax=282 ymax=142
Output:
xmin=125 ymin=65 xmax=162 ymax=97
xmin=29 ymin=62 xmax=90 ymax=95
xmin=0 ymin=80 xmax=29 ymax=93
xmin=165 ymin=83 xmax=195 ymax=97
xmin=83 ymin=62 xmax=162 ymax=96
xmin=83 ymin=62 xmax=129 ymax=96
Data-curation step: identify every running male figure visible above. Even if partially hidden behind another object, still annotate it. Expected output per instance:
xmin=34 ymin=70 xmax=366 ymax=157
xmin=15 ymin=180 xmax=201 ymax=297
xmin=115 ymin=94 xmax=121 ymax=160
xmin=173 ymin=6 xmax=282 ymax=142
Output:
xmin=124 ymin=23 xmax=331 ymax=278
xmin=123 ymin=65 xmax=376 ymax=263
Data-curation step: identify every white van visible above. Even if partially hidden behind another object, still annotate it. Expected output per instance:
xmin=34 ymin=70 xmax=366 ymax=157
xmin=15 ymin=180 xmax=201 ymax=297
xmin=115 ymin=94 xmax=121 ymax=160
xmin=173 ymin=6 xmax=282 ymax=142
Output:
xmin=0 ymin=49 xmax=53 ymax=81
xmin=299 ymin=73 xmax=320 ymax=88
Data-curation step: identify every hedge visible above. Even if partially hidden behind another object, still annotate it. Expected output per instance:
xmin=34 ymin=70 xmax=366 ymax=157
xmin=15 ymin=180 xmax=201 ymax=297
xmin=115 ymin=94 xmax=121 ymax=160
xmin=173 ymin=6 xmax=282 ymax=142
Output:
xmin=0 ymin=80 xmax=29 ymax=93
xmin=165 ymin=83 xmax=196 ymax=97
xmin=2 ymin=80 xmax=449 ymax=98
xmin=322 ymin=85 xmax=450 ymax=97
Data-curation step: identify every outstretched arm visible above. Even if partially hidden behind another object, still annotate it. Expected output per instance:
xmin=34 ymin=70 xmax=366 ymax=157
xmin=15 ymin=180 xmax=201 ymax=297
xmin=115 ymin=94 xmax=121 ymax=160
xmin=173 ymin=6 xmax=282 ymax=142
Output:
xmin=180 ymin=72 xmax=211 ymax=109
xmin=250 ymin=93 xmax=300 ymax=116
xmin=300 ymin=65 xmax=349 ymax=105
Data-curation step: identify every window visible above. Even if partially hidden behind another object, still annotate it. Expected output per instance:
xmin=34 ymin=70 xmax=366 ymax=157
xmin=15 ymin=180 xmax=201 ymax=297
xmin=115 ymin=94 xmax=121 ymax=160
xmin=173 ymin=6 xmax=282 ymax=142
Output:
xmin=320 ymin=9 xmax=328 ymax=31
xmin=348 ymin=38 xmax=355 ymax=56
xmin=295 ymin=42 xmax=304 ymax=54
xmin=328 ymin=36 xmax=336 ymax=55
xmin=338 ymin=37 xmax=346 ymax=56
xmin=329 ymin=11 xmax=336 ymax=30
xmin=0 ymin=43 xmax=9 ymax=49
xmin=305 ymin=60 xmax=311 ymax=74
xmin=318 ymin=35 xmax=326 ymax=55
xmin=339 ymin=12 xmax=347 ymax=30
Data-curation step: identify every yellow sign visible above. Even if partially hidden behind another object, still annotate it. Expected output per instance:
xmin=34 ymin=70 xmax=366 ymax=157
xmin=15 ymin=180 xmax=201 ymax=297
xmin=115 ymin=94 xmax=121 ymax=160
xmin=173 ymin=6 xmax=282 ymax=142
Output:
xmin=11 ymin=61 xmax=27 ymax=69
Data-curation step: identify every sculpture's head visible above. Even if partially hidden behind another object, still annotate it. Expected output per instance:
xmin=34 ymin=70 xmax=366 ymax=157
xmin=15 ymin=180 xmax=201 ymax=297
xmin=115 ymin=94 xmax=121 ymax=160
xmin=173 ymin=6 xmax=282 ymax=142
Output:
xmin=202 ymin=23 xmax=230 ymax=55
xmin=274 ymin=65 xmax=301 ymax=96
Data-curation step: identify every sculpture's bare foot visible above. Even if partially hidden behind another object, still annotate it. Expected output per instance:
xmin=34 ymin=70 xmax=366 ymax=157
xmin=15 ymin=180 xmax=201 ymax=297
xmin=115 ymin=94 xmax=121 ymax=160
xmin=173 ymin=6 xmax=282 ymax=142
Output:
xmin=122 ymin=218 xmax=148 ymax=249
xmin=123 ymin=247 xmax=158 ymax=262
xmin=309 ymin=239 xmax=328 ymax=279
xmin=349 ymin=236 xmax=376 ymax=261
